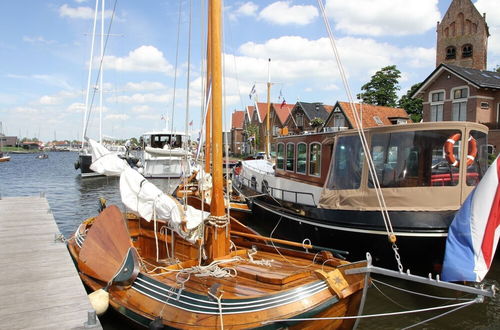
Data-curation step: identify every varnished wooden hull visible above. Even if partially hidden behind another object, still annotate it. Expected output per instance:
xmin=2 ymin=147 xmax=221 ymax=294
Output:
xmin=68 ymin=207 xmax=367 ymax=329
xmin=0 ymin=156 xmax=10 ymax=162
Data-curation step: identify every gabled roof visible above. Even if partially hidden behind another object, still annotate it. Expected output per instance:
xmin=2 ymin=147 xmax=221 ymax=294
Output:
xmin=295 ymin=102 xmax=331 ymax=121
xmin=255 ymin=102 xmax=268 ymax=122
xmin=231 ymin=110 xmax=245 ymax=129
xmin=272 ymin=103 xmax=293 ymax=125
xmin=334 ymin=102 xmax=409 ymax=128
xmin=246 ymin=105 xmax=255 ymax=121
xmin=412 ymin=63 xmax=500 ymax=97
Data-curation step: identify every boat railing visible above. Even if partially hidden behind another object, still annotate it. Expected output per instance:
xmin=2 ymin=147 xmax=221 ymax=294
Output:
xmin=237 ymin=175 xmax=317 ymax=207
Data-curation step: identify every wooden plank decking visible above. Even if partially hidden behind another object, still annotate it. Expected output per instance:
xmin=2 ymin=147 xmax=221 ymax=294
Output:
xmin=0 ymin=196 xmax=102 ymax=329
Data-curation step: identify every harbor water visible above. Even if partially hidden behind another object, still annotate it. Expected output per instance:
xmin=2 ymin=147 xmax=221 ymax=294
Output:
xmin=1 ymin=151 xmax=499 ymax=329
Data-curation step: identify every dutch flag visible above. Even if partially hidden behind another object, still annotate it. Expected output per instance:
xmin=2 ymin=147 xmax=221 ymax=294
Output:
xmin=442 ymin=155 xmax=500 ymax=282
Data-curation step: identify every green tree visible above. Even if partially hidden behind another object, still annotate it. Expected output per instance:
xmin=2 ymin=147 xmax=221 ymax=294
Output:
xmin=357 ymin=65 xmax=401 ymax=107
xmin=310 ymin=117 xmax=325 ymax=132
xmin=398 ymin=83 xmax=423 ymax=122
xmin=495 ymin=65 xmax=500 ymax=73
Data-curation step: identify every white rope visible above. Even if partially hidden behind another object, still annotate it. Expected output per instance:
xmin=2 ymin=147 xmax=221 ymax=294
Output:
xmin=317 ymin=0 xmax=403 ymax=271
xmin=208 ymin=290 xmax=225 ymax=330
xmin=261 ymin=299 xmax=479 ymax=324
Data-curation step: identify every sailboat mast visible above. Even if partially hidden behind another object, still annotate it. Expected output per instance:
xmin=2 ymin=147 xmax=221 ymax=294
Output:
xmin=208 ymin=0 xmax=229 ymax=258
xmin=266 ymin=58 xmax=271 ymax=158
xmin=99 ymin=0 xmax=104 ymax=144
xmin=81 ymin=0 xmax=100 ymax=148
xmin=204 ymin=1 xmax=212 ymax=173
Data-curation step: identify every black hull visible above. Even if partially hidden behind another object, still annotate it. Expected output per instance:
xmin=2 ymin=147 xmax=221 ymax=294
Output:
xmin=75 ymin=154 xmax=103 ymax=178
xmin=236 ymin=184 xmax=453 ymax=274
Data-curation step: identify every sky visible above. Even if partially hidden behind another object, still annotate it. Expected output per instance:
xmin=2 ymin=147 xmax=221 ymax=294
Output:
xmin=0 ymin=0 xmax=499 ymax=142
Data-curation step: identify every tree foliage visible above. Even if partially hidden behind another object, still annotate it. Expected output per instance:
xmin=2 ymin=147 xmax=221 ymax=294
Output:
xmin=357 ymin=65 xmax=401 ymax=107
xmin=398 ymin=83 xmax=423 ymax=122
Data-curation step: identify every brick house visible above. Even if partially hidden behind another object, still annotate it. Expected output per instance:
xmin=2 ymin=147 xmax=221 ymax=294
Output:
xmin=323 ymin=101 xmax=409 ymax=131
xmin=230 ymin=110 xmax=245 ymax=155
xmin=283 ymin=102 xmax=333 ymax=135
xmin=268 ymin=102 xmax=293 ymax=154
xmin=412 ymin=63 xmax=500 ymax=147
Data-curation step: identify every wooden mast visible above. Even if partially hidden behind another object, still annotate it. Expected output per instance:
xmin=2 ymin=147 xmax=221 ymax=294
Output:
xmin=207 ymin=0 xmax=229 ymax=259
xmin=204 ymin=1 xmax=212 ymax=173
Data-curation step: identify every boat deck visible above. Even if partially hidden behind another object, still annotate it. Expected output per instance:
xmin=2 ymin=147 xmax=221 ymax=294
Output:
xmin=0 ymin=196 xmax=102 ymax=329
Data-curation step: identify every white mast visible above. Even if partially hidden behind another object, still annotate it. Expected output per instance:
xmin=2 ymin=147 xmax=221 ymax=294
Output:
xmin=99 ymin=0 xmax=105 ymax=144
xmin=81 ymin=0 xmax=99 ymax=148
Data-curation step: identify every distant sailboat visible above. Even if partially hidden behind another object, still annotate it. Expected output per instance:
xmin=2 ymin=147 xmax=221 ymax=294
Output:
xmin=0 ymin=121 xmax=10 ymax=162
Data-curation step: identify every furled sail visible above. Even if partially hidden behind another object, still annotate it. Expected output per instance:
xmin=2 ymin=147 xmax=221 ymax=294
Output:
xmin=88 ymin=139 xmax=207 ymax=242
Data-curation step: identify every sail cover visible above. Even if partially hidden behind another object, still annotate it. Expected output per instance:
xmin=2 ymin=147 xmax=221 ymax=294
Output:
xmin=89 ymin=139 xmax=129 ymax=176
xmin=88 ymin=139 xmax=206 ymax=242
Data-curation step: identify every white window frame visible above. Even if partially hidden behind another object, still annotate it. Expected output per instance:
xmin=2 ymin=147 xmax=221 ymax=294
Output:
xmin=429 ymin=89 xmax=445 ymax=122
xmin=451 ymin=86 xmax=469 ymax=122
xmin=309 ymin=142 xmax=322 ymax=177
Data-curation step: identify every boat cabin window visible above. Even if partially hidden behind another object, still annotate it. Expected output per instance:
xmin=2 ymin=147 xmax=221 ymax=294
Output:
xmin=368 ymin=130 xmax=473 ymax=188
xmin=277 ymin=143 xmax=285 ymax=169
xmin=309 ymin=143 xmax=321 ymax=177
xmin=297 ymin=143 xmax=307 ymax=174
xmin=286 ymin=143 xmax=295 ymax=171
xmin=467 ymin=130 xmax=487 ymax=186
xmin=150 ymin=134 xmax=183 ymax=149
xmin=327 ymin=135 xmax=363 ymax=190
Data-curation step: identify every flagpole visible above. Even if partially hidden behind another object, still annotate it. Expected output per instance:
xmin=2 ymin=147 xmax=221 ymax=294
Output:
xmin=266 ymin=58 xmax=271 ymax=159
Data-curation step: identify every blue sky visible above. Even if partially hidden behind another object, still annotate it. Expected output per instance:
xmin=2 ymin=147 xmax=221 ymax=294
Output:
xmin=0 ymin=0 xmax=499 ymax=142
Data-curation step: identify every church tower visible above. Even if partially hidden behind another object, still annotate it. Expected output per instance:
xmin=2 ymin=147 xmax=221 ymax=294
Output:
xmin=436 ymin=0 xmax=489 ymax=70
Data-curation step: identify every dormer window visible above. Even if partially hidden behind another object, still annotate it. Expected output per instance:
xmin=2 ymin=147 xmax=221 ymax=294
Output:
xmin=462 ymin=44 xmax=473 ymax=58
xmin=446 ymin=46 xmax=456 ymax=59
xmin=296 ymin=113 xmax=304 ymax=127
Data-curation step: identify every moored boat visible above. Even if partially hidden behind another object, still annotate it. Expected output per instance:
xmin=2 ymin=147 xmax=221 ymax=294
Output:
xmin=235 ymin=121 xmax=489 ymax=272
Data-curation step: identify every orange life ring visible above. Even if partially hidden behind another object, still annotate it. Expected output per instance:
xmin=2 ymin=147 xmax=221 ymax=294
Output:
xmin=444 ymin=133 xmax=477 ymax=167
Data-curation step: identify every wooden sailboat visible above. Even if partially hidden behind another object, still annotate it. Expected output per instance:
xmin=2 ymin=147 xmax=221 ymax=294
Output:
xmin=67 ymin=1 xmax=367 ymax=328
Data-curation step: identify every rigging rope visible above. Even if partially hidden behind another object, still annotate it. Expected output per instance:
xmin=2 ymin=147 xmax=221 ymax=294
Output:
xmin=317 ymin=0 xmax=403 ymax=271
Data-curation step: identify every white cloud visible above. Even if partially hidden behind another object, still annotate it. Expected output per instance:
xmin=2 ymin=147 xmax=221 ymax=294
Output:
xmin=132 ymin=105 xmax=151 ymax=113
xmin=104 ymin=46 xmax=174 ymax=75
xmin=325 ymin=0 xmax=440 ymax=36
xmin=23 ymin=36 xmax=56 ymax=45
xmin=6 ymin=73 xmax=72 ymax=90
xmin=67 ymin=102 xmax=85 ymax=113
xmin=105 ymin=114 xmax=129 ymax=121
xmin=13 ymin=106 xmax=39 ymax=114
xmin=58 ymin=4 xmax=116 ymax=20
xmin=58 ymin=4 xmax=93 ymax=19
xmin=110 ymin=93 xmax=170 ymax=104
xmin=259 ymin=1 xmax=318 ymax=26
xmin=125 ymin=81 xmax=166 ymax=91
xmin=229 ymin=2 xmax=259 ymax=20
xmin=39 ymin=95 xmax=62 ymax=105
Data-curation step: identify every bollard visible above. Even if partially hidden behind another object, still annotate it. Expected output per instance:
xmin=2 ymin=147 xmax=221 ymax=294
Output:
xmin=84 ymin=309 xmax=99 ymax=328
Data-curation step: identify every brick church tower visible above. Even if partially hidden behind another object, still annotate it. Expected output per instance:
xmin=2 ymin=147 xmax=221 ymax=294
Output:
xmin=436 ymin=0 xmax=489 ymax=70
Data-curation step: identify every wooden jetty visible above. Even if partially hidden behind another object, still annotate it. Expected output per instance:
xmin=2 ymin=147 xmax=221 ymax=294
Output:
xmin=0 ymin=196 xmax=102 ymax=329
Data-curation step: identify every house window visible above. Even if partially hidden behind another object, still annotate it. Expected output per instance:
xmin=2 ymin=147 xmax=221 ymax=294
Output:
xmin=286 ymin=143 xmax=295 ymax=171
xmin=431 ymin=91 xmax=444 ymax=102
xmin=480 ymin=102 xmax=489 ymax=109
xmin=333 ymin=113 xmax=345 ymax=127
xmin=272 ymin=125 xmax=279 ymax=136
xmin=430 ymin=91 xmax=445 ymax=122
xmin=276 ymin=143 xmax=284 ymax=169
xmin=309 ymin=143 xmax=321 ymax=177
xmin=462 ymin=44 xmax=473 ymax=58
xmin=297 ymin=113 xmax=304 ymax=127
xmin=452 ymin=87 xmax=468 ymax=121
xmin=452 ymin=102 xmax=467 ymax=121
xmin=446 ymin=46 xmax=456 ymax=59
xmin=297 ymin=143 xmax=307 ymax=174
xmin=453 ymin=88 xmax=468 ymax=99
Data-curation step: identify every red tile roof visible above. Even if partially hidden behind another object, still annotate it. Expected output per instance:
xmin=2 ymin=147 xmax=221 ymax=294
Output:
xmin=337 ymin=102 xmax=409 ymax=128
xmin=231 ymin=110 xmax=245 ymax=129
xmin=273 ymin=103 xmax=293 ymax=125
